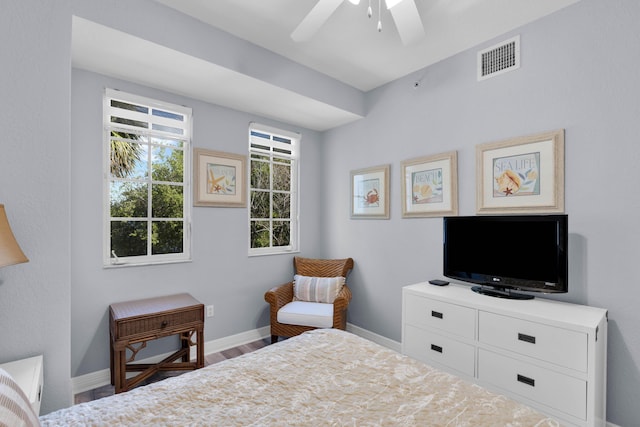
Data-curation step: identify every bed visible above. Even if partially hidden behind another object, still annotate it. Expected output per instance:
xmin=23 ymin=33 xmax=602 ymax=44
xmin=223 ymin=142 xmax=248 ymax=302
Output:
xmin=35 ymin=329 xmax=559 ymax=426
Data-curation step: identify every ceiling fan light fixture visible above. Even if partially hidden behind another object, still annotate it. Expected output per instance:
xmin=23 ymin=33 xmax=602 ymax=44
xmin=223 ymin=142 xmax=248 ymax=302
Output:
xmin=385 ymin=0 xmax=404 ymax=9
xmin=348 ymin=0 xmax=361 ymax=4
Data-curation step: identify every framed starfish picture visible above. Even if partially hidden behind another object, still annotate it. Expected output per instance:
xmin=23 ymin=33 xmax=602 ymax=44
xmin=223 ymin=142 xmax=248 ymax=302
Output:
xmin=193 ymin=148 xmax=246 ymax=207
xmin=476 ymin=129 xmax=564 ymax=214
xmin=401 ymin=151 xmax=458 ymax=218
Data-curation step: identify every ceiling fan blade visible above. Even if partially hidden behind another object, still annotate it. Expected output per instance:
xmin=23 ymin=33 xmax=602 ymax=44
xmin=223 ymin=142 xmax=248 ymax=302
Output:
xmin=291 ymin=0 xmax=344 ymax=42
xmin=388 ymin=0 xmax=425 ymax=45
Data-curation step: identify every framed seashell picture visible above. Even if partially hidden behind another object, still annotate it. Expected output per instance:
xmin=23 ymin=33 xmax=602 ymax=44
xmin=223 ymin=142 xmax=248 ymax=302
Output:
xmin=400 ymin=151 xmax=458 ymax=218
xmin=193 ymin=148 xmax=247 ymax=207
xmin=351 ymin=164 xmax=390 ymax=219
xmin=476 ymin=129 xmax=564 ymax=214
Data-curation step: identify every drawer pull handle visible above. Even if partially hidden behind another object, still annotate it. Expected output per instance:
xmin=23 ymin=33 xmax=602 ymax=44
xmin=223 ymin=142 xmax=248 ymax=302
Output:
xmin=517 ymin=374 xmax=535 ymax=387
xmin=518 ymin=333 xmax=536 ymax=344
xmin=161 ymin=320 xmax=168 ymax=328
xmin=431 ymin=311 xmax=443 ymax=319
xmin=430 ymin=344 xmax=443 ymax=353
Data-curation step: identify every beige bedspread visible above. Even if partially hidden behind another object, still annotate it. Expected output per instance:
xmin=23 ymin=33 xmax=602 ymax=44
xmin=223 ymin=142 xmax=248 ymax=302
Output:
xmin=40 ymin=329 xmax=560 ymax=426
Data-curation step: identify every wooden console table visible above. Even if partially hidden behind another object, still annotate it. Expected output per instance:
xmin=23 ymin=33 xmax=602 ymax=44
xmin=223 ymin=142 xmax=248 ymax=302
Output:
xmin=109 ymin=293 xmax=204 ymax=393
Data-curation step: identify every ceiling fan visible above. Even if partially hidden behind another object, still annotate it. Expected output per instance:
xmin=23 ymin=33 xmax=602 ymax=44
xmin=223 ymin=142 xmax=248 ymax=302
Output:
xmin=291 ymin=0 xmax=425 ymax=46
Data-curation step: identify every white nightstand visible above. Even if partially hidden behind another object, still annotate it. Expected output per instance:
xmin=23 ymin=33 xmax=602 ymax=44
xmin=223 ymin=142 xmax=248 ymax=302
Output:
xmin=0 ymin=355 xmax=43 ymax=415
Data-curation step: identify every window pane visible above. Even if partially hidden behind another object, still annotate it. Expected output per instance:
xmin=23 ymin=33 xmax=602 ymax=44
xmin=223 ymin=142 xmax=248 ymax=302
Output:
xmin=272 ymin=221 xmax=290 ymax=247
xmin=152 ymin=109 xmax=184 ymax=121
xmin=273 ymin=136 xmax=292 ymax=144
xmin=251 ymin=130 xmax=270 ymax=140
xmin=152 ymin=123 xmax=184 ymax=135
xmin=111 ymin=221 xmax=147 ymax=257
xmin=152 ymin=221 xmax=183 ymax=254
xmin=150 ymin=137 xmax=184 ymax=148
xmin=272 ymin=192 xmax=290 ymax=218
xmin=250 ymin=190 xmax=270 ymax=219
xmin=110 ymin=140 xmax=148 ymax=179
xmin=251 ymin=221 xmax=270 ymax=248
xmin=111 ymin=116 xmax=148 ymax=129
xmin=272 ymin=161 xmax=290 ymax=191
xmin=248 ymin=125 xmax=298 ymax=254
xmin=105 ymin=89 xmax=191 ymax=266
xmin=250 ymin=160 xmax=270 ymax=189
xmin=152 ymin=146 xmax=183 ymax=182
xmin=111 ymin=99 xmax=148 ymax=114
xmin=110 ymin=182 xmax=148 ymax=218
xmin=152 ymin=184 xmax=183 ymax=218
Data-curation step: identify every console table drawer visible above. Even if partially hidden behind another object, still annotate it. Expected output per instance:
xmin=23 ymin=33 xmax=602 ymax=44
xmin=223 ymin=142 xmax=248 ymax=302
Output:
xmin=479 ymin=349 xmax=586 ymax=420
xmin=479 ymin=311 xmax=587 ymax=372
xmin=404 ymin=295 xmax=475 ymax=339
xmin=115 ymin=309 xmax=203 ymax=341
xmin=404 ymin=324 xmax=475 ymax=377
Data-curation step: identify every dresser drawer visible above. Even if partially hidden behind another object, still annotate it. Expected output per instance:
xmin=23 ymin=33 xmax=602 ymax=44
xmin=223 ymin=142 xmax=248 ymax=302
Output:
xmin=114 ymin=308 xmax=203 ymax=340
xmin=478 ymin=349 xmax=586 ymax=420
xmin=478 ymin=311 xmax=587 ymax=372
xmin=404 ymin=324 xmax=475 ymax=377
xmin=404 ymin=295 xmax=475 ymax=339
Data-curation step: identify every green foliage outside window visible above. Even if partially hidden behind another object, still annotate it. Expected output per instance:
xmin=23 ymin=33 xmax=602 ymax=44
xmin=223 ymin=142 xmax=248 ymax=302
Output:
xmin=249 ymin=153 xmax=293 ymax=249
xmin=109 ymin=132 xmax=185 ymax=258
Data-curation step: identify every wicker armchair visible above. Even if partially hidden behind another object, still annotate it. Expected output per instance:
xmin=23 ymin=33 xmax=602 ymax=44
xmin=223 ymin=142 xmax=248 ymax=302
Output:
xmin=264 ymin=257 xmax=354 ymax=344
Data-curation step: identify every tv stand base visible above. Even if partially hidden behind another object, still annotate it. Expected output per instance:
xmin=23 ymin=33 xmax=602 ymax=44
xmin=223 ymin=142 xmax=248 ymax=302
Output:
xmin=471 ymin=285 xmax=534 ymax=300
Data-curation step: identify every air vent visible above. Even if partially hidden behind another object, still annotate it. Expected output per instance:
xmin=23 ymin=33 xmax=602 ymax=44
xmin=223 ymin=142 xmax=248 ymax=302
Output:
xmin=477 ymin=35 xmax=520 ymax=81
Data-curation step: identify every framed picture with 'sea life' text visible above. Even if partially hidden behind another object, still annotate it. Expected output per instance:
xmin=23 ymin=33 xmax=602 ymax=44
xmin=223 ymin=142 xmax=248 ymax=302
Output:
xmin=350 ymin=164 xmax=390 ymax=219
xmin=476 ymin=129 xmax=564 ymax=214
xmin=401 ymin=151 xmax=458 ymax=218
xmin=193 ymin=148 xmax=247 ymax=207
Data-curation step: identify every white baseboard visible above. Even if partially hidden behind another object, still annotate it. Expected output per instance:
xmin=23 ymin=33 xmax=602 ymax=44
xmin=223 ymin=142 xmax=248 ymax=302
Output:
xmin=71 ymin=324 xmax=399 ymax=395
xmin=607 ymin=423 xmax=621 ymax=427
xmin=72 ymin=326 xmax=270 ymax=395
xmin=346 ymin=323 xmax=401 ymax=353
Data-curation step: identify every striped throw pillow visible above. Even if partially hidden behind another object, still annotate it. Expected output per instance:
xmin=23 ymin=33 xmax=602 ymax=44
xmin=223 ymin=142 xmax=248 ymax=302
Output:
xmin=0 ymin=368 xmax=40 ymax=427
xmin=293 ymin=275 xmax=346 ymax=303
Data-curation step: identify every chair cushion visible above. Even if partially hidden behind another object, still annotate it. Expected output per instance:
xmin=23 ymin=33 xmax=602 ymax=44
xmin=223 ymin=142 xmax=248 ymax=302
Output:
xmin=293 ymin=275 xmax=345 ymax=303
xmin=277 ymin=301 xmax=334 ymax=328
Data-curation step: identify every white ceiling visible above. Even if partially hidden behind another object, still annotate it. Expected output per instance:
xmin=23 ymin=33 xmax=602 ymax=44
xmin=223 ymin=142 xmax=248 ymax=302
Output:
xmin=72 ymin=0 xmax=581 ymax=131
xmin=155 ymin=0 xmax=580 ymax=91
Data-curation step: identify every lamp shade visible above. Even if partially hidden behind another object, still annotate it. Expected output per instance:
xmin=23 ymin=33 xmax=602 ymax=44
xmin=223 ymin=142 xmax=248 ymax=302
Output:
xmin=0 ymin=204 xmax=28 ymax=268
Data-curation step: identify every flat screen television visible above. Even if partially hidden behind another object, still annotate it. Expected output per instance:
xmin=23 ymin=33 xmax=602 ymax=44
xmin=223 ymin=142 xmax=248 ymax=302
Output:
xmin=443 ymin=214 xmax=568 ymax=299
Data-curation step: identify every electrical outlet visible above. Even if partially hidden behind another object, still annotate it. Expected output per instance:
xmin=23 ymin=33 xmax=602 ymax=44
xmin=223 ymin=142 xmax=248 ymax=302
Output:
xmin=206 ymin=305 xmax=214 ymax=317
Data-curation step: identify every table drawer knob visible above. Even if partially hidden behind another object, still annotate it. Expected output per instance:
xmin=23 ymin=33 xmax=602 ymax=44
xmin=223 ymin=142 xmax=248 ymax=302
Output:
xmin=161 ymin=320 xmax=168 ymax=328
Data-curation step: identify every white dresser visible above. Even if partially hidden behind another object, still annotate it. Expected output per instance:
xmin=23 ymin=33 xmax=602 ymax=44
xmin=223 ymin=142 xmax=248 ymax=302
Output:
xmin=402 ymin=283 xmax=607 ymax=427
xmin=0 ymin=354 xmax=43 ymax=415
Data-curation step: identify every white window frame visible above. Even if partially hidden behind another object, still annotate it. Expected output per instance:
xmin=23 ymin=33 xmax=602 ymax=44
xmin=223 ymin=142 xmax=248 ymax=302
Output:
xmin=248 ymin=122 xmax=300 ymax=256
xmin=103 ymin=88 xmax=192 ymax=267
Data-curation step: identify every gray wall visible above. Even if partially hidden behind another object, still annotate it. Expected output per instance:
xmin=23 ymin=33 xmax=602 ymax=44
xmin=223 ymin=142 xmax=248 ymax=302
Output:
xmin=0 ymin=0 xmax=73 ymax=415
xmin=70 ymin=69 xmax=324 ymax=377
xmin=1 ymin=0 xmax=639 ymax=425
xmin=322 ymin=1 xmax=640 ymax=426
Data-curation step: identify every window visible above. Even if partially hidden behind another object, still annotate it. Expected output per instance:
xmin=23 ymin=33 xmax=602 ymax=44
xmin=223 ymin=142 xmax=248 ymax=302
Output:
xmin=249 ymin=123 xmax=299 ymax=255
xmin=104 ymin=89 xmax=191 ymax=266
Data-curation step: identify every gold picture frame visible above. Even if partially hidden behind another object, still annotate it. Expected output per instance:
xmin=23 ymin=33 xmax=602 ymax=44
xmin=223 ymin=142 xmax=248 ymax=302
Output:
xmin=193 ymin=148 xmax=247 ymax=207
xmin=476 ymin=129 xmax=564 ymax=214
xmin=401 ymin=151 xmax=458 ymax=218
xmin=350 ymin=164 xmax=390 ymax=219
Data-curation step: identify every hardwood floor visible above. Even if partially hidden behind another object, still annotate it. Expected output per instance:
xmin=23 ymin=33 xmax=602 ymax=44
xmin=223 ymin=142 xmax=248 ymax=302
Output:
xmin=74 ymin=338 xmax=271 ymax=404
